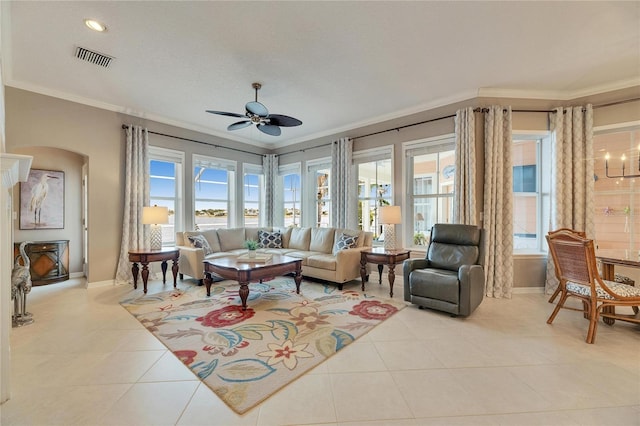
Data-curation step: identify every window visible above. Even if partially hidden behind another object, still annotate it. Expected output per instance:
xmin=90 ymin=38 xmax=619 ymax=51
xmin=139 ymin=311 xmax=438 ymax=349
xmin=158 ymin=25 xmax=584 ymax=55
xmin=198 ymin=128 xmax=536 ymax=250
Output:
xmin=306 ymin=159 xmax=331 ymax=227
xmin=593 ymin=126 xmax=639 ymax=251
xmin=243 ymin=164 xmax=264 ymax=227
xmin=354 ymin=147 xmax=393 ymax=242
xmin=276 ymin=163 xmax=301 ymax=227
xmin=512 ymin=135 xmax=551 ymax=252
xmin=149 ymin=147 xmax=184 ymax=246
xmin=404 ymin=137 xmax=454 ymax=247
xmin=193 ymin=155 xmax=236 ymax=230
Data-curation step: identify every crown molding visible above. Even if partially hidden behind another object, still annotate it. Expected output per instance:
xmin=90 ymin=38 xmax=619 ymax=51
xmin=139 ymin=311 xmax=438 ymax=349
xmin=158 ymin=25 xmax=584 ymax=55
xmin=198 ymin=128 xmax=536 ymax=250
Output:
xmin=4 ymin=80 xmax=274 ymax=151
xmin=478 ymin=77 xmax=640 ymax=101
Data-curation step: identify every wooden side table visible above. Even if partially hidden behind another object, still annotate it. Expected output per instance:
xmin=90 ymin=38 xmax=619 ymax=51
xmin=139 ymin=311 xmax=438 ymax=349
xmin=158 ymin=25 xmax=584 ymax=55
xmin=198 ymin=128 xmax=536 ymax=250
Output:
xmin=128 ymin=247 xmax=179 ymax=293
xmin=360 ymin=248 xmax=411 ymax=297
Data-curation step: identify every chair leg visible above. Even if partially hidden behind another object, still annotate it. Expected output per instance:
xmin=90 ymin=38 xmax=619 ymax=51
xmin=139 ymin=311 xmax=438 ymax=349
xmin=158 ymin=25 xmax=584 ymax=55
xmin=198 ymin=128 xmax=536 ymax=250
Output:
xmin=547 ymin=291 xmax=569 ymax=324
xmin=548 ymin=286 xmax=561 ymax=304
xmin=586 ymin=307 xmax=600 ymax=344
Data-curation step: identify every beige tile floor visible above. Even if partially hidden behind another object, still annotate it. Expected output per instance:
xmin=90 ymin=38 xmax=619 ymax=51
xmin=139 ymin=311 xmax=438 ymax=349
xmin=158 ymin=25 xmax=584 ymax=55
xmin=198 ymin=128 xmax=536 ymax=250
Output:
xmin=2 ymin=275 xmax=639 ymax=426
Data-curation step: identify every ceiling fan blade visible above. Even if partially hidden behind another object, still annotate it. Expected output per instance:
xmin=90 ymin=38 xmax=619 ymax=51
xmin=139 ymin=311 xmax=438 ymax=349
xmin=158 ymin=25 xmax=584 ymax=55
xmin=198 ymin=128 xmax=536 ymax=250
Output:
xmin=227 ymin=121 xmax=252 ymax=131
xmin=257 ymin=123 xmax=281 ymax=136
xmin=246 ymin=101 xmax=268 ymax=117
xmin=268 ymin=114 xmax=303 ymax=127
xmin=206 ymin=110 xmax=246 ymax=118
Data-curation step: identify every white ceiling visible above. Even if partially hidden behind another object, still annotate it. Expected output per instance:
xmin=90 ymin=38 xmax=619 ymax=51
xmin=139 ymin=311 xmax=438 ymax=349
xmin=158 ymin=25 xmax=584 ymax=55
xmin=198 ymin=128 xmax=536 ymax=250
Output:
xmin=3 ymin=1 xmax=639 ymax=149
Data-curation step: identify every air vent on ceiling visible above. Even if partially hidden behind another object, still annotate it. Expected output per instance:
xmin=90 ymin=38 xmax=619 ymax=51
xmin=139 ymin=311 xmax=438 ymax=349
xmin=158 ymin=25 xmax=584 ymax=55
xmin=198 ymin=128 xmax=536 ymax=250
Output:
xmin=75 ymin=46 xmax=114 ymax=68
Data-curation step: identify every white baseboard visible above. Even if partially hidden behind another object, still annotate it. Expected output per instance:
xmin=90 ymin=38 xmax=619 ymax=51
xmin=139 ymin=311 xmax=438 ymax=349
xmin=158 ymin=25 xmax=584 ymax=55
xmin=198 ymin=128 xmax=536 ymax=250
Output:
xmin=70 ymin=272 xmax=85 ymax=279
xmin=512 ymin=286 xmax=545 ymax=294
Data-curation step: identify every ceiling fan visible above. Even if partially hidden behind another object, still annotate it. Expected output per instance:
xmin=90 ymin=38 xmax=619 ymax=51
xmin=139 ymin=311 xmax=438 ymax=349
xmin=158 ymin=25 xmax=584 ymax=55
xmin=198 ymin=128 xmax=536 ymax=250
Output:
xmin=206 ymin=82 xmax=302 ymax=136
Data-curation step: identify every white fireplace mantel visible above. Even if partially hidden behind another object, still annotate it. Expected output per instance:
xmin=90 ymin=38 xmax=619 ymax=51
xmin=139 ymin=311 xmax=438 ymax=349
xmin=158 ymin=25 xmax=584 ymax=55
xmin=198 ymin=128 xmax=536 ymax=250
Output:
xmin=0 ymin=152 xmax=32 ymax=403
xmin=1 ymin=153 xmax=32 ymax=188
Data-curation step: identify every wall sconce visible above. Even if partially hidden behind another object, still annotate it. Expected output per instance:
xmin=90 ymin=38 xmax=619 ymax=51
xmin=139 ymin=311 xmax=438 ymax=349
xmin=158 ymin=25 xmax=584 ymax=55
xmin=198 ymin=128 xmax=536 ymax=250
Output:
xmin=379 ymin=206 xmax=402 ymax=250
xmin=142 ymin=205 xmax=169 ymax=250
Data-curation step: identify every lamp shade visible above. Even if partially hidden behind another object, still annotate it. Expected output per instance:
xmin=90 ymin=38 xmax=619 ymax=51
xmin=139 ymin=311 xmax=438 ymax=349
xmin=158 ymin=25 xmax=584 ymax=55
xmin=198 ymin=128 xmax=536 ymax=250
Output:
xmin=379 ymin=206 xmax=401 ymax=224
xmin=142 ymin=206 xmax=169 ymax=225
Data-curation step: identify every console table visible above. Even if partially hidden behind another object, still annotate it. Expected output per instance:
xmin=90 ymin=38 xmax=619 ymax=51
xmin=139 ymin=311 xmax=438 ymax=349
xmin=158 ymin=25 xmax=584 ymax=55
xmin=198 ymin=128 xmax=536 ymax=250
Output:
xmin=14 ymin=240 xmax=69 ymax=286
xmin=128 ymin=247 xmax=179 ymax=293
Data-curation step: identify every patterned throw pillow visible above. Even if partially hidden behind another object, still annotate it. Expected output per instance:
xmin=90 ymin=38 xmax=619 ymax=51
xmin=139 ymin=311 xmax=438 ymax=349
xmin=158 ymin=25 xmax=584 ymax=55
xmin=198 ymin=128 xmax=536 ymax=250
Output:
xmin=258 ymin=230 xmax=283 ymax=248
xmin=188 ymin=234 xmax=213 ymax=256
xmin=333 ymin=233 xmax=359 ymax=255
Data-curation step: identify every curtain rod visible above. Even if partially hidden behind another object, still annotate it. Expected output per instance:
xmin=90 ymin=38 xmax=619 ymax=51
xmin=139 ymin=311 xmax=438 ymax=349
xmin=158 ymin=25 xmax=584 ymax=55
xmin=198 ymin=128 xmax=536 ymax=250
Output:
xmin=276 ymin=142 xmax=332 ymax=157
xmin=351 ymin=98 xmax=640 ymax=141
xmin=121 ymin=125 xmax=264 ymax=158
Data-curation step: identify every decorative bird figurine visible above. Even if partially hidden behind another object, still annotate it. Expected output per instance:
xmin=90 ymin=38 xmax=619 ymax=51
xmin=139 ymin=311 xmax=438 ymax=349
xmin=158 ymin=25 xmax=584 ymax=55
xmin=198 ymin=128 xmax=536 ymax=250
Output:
xmin=12 ymin=241 xmax=34 ymax=326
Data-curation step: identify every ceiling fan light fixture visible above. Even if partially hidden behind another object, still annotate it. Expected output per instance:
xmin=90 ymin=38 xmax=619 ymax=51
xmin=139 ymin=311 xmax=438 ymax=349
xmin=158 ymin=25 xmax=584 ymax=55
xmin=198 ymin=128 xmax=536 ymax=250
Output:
xmin=206 ymin=82 xmax=302 ymax=136
xmin=84 ymin=19 xmax=107 ymax=32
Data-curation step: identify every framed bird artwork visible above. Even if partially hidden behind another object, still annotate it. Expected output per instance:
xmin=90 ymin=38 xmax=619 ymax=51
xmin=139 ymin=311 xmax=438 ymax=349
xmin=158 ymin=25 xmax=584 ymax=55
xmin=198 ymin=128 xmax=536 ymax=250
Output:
xmin=19 ymin=169 xmax=65 ymax=230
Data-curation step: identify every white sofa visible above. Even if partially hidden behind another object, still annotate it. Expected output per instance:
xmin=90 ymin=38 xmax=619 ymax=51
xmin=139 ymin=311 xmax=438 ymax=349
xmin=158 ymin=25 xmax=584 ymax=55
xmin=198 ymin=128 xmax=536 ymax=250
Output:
xmin=176 ymin=226 xmax=373 ymax=289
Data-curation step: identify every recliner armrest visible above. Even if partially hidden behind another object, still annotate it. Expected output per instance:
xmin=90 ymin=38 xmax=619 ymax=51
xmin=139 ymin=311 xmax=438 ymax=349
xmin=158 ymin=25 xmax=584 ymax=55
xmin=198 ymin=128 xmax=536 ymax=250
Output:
xmin=458 ymin=264 xmax=485 ymax=316
xmin=403 ymin=258 xmax=429 ymax=302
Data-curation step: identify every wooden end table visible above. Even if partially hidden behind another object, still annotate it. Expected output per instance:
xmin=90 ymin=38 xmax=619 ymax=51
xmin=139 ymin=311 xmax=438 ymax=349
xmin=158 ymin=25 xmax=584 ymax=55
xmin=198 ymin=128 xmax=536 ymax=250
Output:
xmin=203 ymin=254 xmax=303 ymax=310
xmin=128 ymin=247 xmax=179 ymax=293
xmin=360 ymin=248 xmax=411 ymax=297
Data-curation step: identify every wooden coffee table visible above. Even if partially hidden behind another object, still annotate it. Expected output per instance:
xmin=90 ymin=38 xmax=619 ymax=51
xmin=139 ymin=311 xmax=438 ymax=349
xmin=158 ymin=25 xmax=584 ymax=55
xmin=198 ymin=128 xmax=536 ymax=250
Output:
xmin=203 ymin=254 xmax=303 ymax=310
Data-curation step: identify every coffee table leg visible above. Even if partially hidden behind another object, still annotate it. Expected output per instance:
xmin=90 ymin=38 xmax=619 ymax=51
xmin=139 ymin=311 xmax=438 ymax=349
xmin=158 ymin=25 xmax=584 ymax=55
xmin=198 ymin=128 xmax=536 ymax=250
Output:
xmin=239 ymin=281 xmax=250 ymax=310
xmin=388 ymin=264 xmax=396 ymax=297
xmin=294 ymin=270 xmax=302 ymax=294
xmin=204 ymin=272 xmax=212 ymax=297
xmin=141 ymin=262 xmax=150 ymax=294
xmin=131 ymin=262 xmax=139 ymax=290
xmin=378 ymin=264 xmax=383 ymax=284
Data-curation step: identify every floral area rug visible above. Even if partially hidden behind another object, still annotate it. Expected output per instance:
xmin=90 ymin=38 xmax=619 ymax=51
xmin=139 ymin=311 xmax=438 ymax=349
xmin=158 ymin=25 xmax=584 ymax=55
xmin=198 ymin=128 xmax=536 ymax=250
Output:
xmin=120 ymin=276 xmax=406 ymax=414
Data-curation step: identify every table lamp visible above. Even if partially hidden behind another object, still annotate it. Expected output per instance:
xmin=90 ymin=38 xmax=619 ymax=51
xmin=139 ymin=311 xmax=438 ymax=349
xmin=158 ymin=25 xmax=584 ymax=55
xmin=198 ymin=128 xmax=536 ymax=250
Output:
xmin=379 ymin=205 xmax=402 ymax=250
xmin=143 ymin=205 xmax=169 ymax=250
xmin=415 ymin=212 xmax=424 ymax=231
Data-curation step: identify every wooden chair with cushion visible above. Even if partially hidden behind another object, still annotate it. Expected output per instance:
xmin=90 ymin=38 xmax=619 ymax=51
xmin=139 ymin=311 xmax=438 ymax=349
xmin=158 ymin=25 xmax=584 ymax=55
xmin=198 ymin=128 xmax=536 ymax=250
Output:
xmin=545 ymin=228 xmax=640 ymax=344
xmin=547 ymin=228 xmax=586 ymax=304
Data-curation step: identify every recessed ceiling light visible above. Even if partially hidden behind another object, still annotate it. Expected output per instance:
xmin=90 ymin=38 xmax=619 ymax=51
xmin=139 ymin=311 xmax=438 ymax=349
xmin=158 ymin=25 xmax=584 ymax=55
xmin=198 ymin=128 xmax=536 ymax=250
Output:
xmin=84 ymin=19 xmax=107 ymax=32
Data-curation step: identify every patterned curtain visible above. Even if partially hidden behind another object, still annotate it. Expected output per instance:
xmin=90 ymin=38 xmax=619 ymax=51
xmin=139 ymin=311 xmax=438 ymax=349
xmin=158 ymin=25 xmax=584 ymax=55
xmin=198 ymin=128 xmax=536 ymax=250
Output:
xmin=454 ymin=107 xmax=477 ymax=225
xmin=331 ymin=138 xmax=355 ymax=229
xmin=262 ymin=154 xmax=278 ymax=227
xmin=545 ymin=105 xmax=594 ymax=295
xmin=115 ymin=125 xmax=149 ymax=284
xmin=483 ymin=106 xmax=514 ymax=299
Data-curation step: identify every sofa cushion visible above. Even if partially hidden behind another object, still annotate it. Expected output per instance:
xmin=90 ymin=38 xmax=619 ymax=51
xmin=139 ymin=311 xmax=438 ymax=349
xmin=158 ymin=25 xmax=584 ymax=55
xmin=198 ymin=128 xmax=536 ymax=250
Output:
xmin=187 ymin=234 xmax=213 ymax=256
xmin=307 ymin=254 xmax=337 ymax=271
xmin=335 ymin=229 xmax=365 ymax=248
xmin=245 ymin=227 xmax=269 ymax=242
xmin=333 ymin=233 xmax=359 ymax=255
xmin=258 ymin=230 xmax=283 ymax=248
xmin=289 ymin=227 xmax=311 ymax=250
xmin=216 ymin=228 xmax=246 ymax=252
xmin=183 ymin=230 xmax=221 ymax=252
xmin=309 ymin=227 xmax=335 ymax=253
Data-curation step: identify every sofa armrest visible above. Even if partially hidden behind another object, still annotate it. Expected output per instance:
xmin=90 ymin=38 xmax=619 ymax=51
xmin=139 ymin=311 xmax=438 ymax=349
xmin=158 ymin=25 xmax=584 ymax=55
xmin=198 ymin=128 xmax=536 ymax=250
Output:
xmin=403 ymin=258 xmax=429 ymax=302
xmin=458 ymin=264 xmax=484 ymax=316
xmin=334 ymin=247 xmax=366 ymax=282
xmin=177 ymin=245 xmax=205 ymax=280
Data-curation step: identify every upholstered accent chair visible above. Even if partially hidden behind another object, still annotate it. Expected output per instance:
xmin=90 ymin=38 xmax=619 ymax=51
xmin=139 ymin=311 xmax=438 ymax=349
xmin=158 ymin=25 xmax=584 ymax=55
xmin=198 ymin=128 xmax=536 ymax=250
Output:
xmin=545 ymin=228 xmax=640 ymax=344
xmin=403 ymin=223 xmax=484 ymax=316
